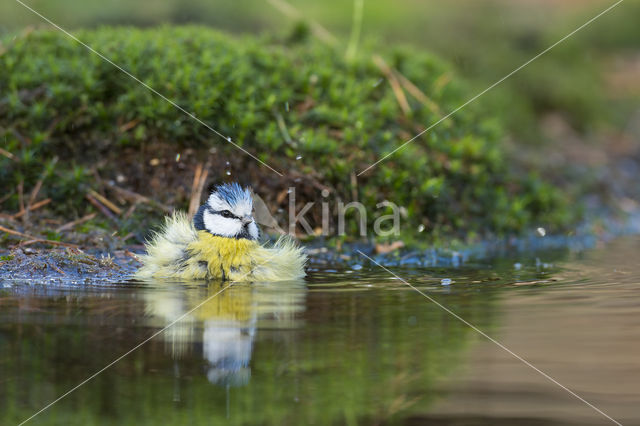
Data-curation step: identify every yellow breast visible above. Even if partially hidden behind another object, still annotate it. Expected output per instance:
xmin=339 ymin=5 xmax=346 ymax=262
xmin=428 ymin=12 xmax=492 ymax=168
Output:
xmin=186 ymin=231 xmax=260 ymax=280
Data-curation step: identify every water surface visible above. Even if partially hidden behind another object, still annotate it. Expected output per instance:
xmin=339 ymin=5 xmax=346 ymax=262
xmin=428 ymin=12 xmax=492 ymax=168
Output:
xmin=1 ymin=237 xmax=639 ymax=425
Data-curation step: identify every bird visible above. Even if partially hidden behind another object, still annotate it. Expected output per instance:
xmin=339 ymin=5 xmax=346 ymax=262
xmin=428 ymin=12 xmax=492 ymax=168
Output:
xmin=135 ymin=182 xmax=306 ymax=281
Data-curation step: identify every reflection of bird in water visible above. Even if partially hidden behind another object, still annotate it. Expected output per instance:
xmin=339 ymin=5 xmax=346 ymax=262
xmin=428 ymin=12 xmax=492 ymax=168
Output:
xmin=194 ymin=283 xmax=258 ymax=387
xmin=144 ymin=287 xmax=196 ymax=360
xmin=135 ymin=183 xmax=306 ymax=281
xmin=144 ymin=280 xmax=306 ymax=388
xmin=202 ymin=319 xmax=255 ymax=387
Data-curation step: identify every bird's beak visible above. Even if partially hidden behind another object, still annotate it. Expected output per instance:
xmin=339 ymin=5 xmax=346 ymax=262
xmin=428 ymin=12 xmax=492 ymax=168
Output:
xmin=241 ymin=216 xmax=253 ymax=225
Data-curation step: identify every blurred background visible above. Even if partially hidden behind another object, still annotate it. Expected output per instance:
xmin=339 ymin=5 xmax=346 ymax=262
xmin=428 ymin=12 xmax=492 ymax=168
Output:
xmin=1 ymin=0 xmax=638 ymax=245
xmin=2 ymin=0 xmax=637 ymax=130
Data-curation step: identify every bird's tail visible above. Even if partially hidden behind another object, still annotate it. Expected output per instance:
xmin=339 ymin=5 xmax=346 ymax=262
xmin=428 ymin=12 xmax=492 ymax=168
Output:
xmin=134 ymin=212 xmax=198 ymax=279
xmin=248 ymin=236 xmax=307 ymax=281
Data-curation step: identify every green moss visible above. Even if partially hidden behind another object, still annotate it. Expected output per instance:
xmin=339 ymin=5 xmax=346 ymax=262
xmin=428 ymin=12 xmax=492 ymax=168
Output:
xmin=0 ymin=26 xmax=574 ymax=240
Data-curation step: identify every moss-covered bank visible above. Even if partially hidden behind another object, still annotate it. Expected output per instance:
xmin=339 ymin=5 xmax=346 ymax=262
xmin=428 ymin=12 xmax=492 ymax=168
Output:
xmin=1 ymin=26 xmax=572 ymax=243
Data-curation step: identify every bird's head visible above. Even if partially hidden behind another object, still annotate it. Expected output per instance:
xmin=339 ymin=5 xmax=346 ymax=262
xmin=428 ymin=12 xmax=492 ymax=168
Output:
xmin=194 ymin=183 xmax=260 ymax=241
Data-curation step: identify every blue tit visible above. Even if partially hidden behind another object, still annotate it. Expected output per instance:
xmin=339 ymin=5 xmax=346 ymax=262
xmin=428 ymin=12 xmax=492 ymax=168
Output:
xmin=135 ymin=182 xmax=306 ymax=281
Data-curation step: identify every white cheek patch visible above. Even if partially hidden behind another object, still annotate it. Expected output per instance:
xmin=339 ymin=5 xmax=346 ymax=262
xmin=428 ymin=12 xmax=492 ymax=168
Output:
xmin=247 ymin=222 xmax=259 ymax=240
xmin=203 ymin=211 xmax=242 ymax=237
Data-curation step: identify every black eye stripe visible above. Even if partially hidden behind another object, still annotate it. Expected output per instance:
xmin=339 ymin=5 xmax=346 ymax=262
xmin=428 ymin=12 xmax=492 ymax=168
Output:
xmin=207 ymin=206 xmax=241 ymax=220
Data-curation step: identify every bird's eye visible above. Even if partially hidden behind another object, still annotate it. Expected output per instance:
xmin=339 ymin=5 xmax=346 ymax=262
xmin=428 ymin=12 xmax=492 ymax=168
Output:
xmin=219 ymin=210 xmax=234 ymax=218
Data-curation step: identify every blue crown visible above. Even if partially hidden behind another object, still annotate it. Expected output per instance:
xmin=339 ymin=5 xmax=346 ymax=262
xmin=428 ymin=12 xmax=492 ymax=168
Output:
xmin=214 ymin=182 xmax=252 ymax=207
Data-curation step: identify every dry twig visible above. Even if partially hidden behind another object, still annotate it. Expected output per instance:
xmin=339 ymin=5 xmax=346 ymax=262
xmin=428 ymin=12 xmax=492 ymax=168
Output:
xmin=47 ymin=262 xmax=66 ymax=275
xmin=28 ymin=178 xmax=44 ymax=206
xmin=124 ymin=250 xmax=141 ymax=263
xmin=88 ymin=189 xmax=122 ymax=215
xmin=123 ymin=203 xmax=137 ymax=220
xmin=0 ymin=224 xmax=78 ymax=248
xmin=0 ymin=147 xmax=16 ymax=161
xmin=188 ymin=163 xmax=203 ymax=217
xmin=265 ymin=0 xmax=338 ymax=46
xmin=86 ymin=194 xmax=117 ymax=220
xmin=350 ymin=171 xmax=358 ymax=203
xmin=395 ymin=71 xmax=443 ymax=117
xmin=372 ymin=55 xmax=411 ymax=116
xmin=55 ymin=213 xmax=97 ymax=233
xmin=17 ymin=180 xmax=24 ymax=216
xmin=119 ymin=119 xmax=140 ymax=132
xmin=18 ymin=239 xmax=79 ymax=248
xmin=188 ymin=163 xmax=209 ymax=217
xmin=11 ymin=198 xmax=51 ymax=219
xmin=107 ymin=184 xmax=171 ymax=213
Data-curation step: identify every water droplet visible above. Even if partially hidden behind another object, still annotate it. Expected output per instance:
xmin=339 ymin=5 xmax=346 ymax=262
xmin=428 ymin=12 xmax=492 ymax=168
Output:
xmin=226 ymin=171 xmax=231 ymax=176
xmin=536 ymin=227 xmax=546 ymax=237
xmin=441 ymin=278 xmax=452 ymax=286
xmin=295 ymin=155 xmax=302 ymax=160
xmin=514 ymin=262 xmax=522 ymax=271
xmin=373 ymin=78 xmax=384 ymax=87
xmin=352 ymin=264 xmax=362 ymax=271
xmin=175 ymin=153 xmax=181 ymax=162
xmin=417 ymin=224 xmax=425 ymax=232
xmin=225 ymin=161 xmax=230 ymax=166
xmin=226 ymin=136 xmax=232 ymax=142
